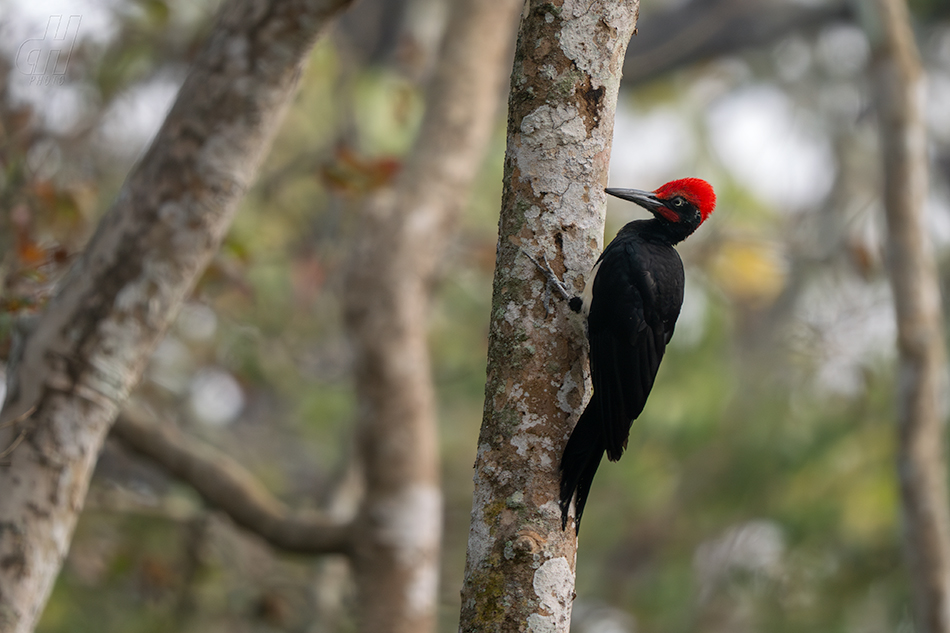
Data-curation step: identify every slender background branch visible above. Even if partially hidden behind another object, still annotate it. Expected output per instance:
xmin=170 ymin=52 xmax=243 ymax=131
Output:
xmin=623 ymin=0 xmax=852 ymax=85
xmin=872 ymin=0 xmax=950 ymax=631
xmin=112 ymin=408 xmax=353 ymax=555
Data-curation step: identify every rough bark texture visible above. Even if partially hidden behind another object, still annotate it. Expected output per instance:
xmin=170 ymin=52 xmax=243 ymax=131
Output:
xmin=0 ymin=1 xmax=352 ymax=631
xmin=872 ymin=1 xmax=950 ymax=631
xmin=458 ymin=2 xmax=639 ymax=631
xmin=341 ymin=0 xmax=523 ymax=631
xmin=112 ymin=408 xmax=352 ymax=555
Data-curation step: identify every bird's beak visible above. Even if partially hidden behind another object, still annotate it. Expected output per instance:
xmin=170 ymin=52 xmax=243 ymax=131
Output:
xmin=605 ymin=188 xmax=665 ymax=216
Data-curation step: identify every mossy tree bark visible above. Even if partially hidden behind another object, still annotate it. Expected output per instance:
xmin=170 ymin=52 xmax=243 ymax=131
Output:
xmin=458 ymin=2 xmax=640 ymax=631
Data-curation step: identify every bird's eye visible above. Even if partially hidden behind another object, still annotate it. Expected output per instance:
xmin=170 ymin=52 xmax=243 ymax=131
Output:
xmin=671 ymin=197 xmax=686 ymax=208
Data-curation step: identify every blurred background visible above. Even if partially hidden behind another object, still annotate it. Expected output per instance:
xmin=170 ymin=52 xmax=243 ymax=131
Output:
xmin=1 ymin=0 xmax=950 ymax=631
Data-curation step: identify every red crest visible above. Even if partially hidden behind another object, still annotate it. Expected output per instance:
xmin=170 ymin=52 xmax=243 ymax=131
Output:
xmin=654 ymin=178 xmax=716 ymax=223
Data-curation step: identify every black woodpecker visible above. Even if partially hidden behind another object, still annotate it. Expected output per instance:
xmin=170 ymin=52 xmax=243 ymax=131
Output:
xmin=534 ymin=177 xmax=717 ymax=533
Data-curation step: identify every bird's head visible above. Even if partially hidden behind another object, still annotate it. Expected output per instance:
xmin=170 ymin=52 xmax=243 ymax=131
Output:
xmin=605 ymin=178 xmax=716 ymax=228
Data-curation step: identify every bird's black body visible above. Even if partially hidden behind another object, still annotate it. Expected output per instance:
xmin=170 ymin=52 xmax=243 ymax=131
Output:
xmin=557 ymin=179 xmax=715 ymax=533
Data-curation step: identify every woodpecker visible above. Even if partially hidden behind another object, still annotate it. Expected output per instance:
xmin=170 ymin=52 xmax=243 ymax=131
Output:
xmin=532 ymin=178 xmax=716 ymax=533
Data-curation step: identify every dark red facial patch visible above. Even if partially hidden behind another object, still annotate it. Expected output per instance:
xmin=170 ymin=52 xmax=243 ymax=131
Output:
xmin=656 ymin=206 xmax=681 ymax=223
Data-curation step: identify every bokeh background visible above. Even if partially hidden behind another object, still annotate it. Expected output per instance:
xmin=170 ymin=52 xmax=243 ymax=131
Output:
xmin=2 ymin=0 xmax=950 ymax=631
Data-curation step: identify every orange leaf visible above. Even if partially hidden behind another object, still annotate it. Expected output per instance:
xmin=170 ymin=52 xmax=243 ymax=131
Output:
xmin=16 ymin=237 xmax=47 ymax=266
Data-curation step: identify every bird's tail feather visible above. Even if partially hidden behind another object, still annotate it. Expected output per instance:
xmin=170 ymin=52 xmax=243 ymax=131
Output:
xmin=559 ymin=401 xmax=606 ymax=534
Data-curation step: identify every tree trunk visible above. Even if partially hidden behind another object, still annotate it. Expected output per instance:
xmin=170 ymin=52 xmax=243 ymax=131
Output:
xmin=457 ymin=2 xmax=639 ymax=631
xmin=0 ymin=1 xmax=352 ymax=631
xmin=341 ymin=0 xmax=523 ymax=631
xmin=871 ymin=0 xmax=950 ymax=631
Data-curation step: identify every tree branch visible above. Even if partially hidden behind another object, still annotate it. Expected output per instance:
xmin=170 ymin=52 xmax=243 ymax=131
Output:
xmin=623 ymin=0 xmax=853 ymax=86
xmin=111 ymin=408 xmax=353 ymax=556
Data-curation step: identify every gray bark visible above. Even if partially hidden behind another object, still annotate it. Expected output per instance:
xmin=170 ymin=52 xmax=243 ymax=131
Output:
xmin=458 ymin=2 xmax=640 ymax=631
xmin=0 ymin=1 xmax=353 ymax=631
xmin=341 ymin=0 xmax=523 ymax=631
xmin=871 ymin=0 xmax=950 ymax=631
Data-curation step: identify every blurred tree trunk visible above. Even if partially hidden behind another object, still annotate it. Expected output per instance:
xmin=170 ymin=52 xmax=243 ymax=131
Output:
xmin=457 ymin=2 xmax=639 ymax=631
xmin=341 ymin=0 xmax=523 ymax=631
xmin=871 ymin=0 xmax=950 ymax=631
xmin=0 ymin=1 xmax=353 ymax=631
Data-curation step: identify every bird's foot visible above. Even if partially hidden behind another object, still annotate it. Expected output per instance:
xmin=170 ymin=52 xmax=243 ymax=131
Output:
xmin=522 ymin=249 xmax=574 ymax=316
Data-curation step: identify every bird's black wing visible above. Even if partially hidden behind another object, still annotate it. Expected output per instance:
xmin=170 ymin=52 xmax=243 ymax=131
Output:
xmin=586 ymin=240 xmax=678 ymax=462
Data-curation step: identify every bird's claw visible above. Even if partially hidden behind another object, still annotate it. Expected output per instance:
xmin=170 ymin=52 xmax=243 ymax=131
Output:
xmin=521 ymin=249 xmax=574 ymax=316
